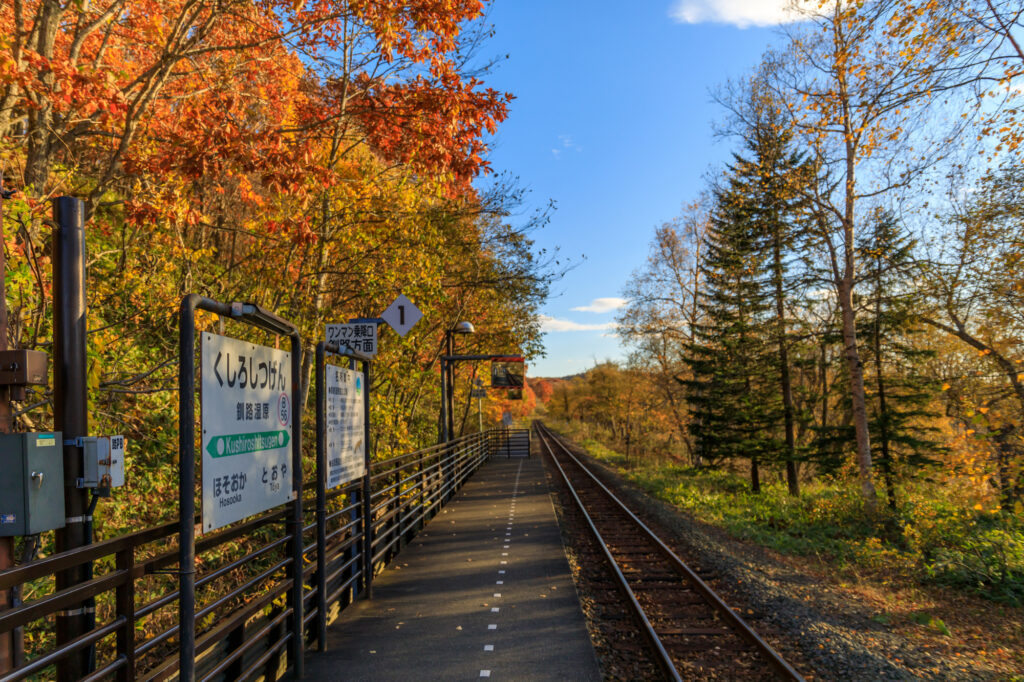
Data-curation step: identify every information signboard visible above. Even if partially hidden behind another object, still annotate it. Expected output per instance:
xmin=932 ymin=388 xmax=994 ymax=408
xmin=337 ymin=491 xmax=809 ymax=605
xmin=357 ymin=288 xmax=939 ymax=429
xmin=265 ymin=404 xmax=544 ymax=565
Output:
xmin=326 ymin=365 xmax=365 ymax=488
xmin=201 ymin=333 xmax=295 ymax=532
xmin=491 ymin=358 xmax=525 ymax=388
xmin=325 ymin=322 xmax=378 ymax=357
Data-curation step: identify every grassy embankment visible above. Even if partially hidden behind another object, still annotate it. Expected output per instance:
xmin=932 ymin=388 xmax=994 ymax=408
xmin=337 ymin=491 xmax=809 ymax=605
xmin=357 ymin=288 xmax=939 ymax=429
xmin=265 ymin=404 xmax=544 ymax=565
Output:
xmin=545 ymin=420 xmax=1024 ymax=608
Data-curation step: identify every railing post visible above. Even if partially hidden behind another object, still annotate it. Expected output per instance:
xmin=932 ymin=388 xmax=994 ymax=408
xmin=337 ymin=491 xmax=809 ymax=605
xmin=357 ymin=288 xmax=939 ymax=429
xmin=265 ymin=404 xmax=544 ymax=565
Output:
xmin=115 ymin=547 xmax=135 ymax=682
xmin=178 ymin=294 xmax=200 ymax=682
xmin=314 ymin=342 xmax=328 ymax=653
xmin=288 ymin=332 xmax=304 ymax=679
xmin=361 ymin=360 xmax=373 ymax=600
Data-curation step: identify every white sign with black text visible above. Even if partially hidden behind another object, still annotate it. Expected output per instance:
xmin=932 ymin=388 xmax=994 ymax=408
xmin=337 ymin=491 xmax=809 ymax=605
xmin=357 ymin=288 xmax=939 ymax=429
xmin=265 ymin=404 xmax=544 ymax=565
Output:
xmin=325 ymin=323 xmax=378 ymax=358
xmin=326 ymin=365 xmax=365 ymax=488
xmin=380 ymin=294 xmax=423 ymax=337
xmin=201 ymin=332 xmax=295 ymax=533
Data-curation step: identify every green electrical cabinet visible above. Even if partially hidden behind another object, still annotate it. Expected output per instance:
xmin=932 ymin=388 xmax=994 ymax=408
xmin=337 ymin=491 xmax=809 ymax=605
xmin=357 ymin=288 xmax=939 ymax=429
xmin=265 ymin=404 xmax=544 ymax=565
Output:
xmin=0 ymin=432 xmax=65 ymax=536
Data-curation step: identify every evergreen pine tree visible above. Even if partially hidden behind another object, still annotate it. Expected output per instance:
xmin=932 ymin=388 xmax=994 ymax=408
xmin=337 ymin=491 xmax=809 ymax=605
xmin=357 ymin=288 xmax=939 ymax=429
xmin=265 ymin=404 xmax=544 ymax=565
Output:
xmin=813 ymin=211 xmax=945 ymax=503
xmin=686 ymin=98 xmax=810 ymax=493
xmin=859 ymin=211 xmax=945 ymax=509
xmin=684 ymin=173 xmax=781 ymax=492
xmin=733 ymin=100 xmax=811 ymax=496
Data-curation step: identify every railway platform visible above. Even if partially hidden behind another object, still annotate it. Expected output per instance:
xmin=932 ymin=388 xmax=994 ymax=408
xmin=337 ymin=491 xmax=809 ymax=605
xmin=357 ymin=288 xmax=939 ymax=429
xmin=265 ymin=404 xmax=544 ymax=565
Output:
xmin=305 ymin=453 xmax=601 ymax=681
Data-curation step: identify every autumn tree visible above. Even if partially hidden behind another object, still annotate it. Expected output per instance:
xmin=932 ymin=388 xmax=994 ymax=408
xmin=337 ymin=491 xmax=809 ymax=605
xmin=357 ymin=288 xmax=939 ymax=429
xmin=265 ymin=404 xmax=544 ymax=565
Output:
xmin=923 ymin=164 xmax=1024 ymax=508
xmin=768 ymin=0 xmax=979 ymax=511
xmin=618 ymin=202 xmax=709 ymax=464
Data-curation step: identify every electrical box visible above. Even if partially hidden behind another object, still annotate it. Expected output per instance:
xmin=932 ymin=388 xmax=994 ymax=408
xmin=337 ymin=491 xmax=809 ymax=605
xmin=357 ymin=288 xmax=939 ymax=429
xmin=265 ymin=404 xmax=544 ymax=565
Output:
xmin=0 ymin=349 xmax=48 ymax=386
xmin=78 ymin=435 xmax=126 ymax=491
xmin=0 ymin=432 xmax=66 ymax=536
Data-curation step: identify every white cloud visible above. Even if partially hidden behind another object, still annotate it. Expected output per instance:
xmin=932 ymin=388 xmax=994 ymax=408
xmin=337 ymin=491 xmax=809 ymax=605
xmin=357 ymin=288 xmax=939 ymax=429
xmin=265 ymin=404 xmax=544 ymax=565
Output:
xmin=669 ymin=0 xmax=803 ymax=28
xmin=571 ymin=297 xmax=629 ymax=313
xmin=540 ymin=315 xmax=619 ymax=333
xmin=551 ymin=134 xmax=581 ymax=159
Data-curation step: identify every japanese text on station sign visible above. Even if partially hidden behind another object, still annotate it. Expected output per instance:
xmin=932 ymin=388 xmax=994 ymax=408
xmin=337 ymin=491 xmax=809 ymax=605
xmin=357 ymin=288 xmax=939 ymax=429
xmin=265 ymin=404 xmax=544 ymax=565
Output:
xmin=326 ymin=365 xmax=365 ymax=488
xmin=201 ymin=333 xmax=295 ymax=532
xmin=325 ymin=323 xmax=378 ymax=357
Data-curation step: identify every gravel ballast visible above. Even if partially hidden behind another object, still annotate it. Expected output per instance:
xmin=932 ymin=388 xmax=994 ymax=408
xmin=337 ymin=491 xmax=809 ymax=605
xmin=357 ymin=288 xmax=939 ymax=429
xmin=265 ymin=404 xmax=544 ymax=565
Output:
xmin=540 ymin=433 xmax=1015 ymax=681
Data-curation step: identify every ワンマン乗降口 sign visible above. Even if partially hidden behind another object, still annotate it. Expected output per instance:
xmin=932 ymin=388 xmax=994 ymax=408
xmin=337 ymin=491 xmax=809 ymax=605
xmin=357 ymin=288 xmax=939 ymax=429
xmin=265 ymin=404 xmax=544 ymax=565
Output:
xmin=325 ymin=322 xmax=378 ymax=357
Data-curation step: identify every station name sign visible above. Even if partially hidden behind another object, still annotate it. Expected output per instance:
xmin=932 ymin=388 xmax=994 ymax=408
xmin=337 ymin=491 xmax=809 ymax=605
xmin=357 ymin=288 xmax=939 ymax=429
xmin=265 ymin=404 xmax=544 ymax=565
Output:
xmin=201 ymin=332 xmax=295 ymax=532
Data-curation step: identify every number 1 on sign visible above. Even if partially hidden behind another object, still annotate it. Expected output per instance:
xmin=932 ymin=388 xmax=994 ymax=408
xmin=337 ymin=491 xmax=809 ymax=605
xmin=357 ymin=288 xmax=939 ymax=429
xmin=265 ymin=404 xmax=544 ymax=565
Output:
xmin=398 ymin=305 xmax=405 ymax=325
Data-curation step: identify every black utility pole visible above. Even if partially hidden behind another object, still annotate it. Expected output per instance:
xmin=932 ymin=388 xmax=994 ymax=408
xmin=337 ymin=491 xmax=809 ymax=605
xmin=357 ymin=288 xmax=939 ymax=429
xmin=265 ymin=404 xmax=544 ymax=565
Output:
xmin=445 ymin=332 xmax=455 ymax=441
xmin=52 ymin=197 xmax=90 ymax=680
xmin=0 ymin=172 xmax=14 ymax=676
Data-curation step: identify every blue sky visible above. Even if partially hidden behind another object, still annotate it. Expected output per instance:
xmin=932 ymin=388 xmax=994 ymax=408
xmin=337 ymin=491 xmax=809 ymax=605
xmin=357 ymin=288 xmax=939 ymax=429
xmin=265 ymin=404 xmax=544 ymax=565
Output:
xmin=475 ymin=1 xmax=799 ymax=377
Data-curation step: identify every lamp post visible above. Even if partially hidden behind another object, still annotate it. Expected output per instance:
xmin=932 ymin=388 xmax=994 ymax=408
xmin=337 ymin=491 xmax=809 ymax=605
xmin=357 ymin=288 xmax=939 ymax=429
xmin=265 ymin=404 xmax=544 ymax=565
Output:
xmin=440 ymin=321 xmax=475 ymax=443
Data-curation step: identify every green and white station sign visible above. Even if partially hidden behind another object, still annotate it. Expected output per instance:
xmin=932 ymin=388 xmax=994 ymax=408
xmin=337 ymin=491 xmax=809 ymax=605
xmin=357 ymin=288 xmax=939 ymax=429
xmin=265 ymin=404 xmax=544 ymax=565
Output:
xmin=201 ymin=332 xmax=295 ymax=532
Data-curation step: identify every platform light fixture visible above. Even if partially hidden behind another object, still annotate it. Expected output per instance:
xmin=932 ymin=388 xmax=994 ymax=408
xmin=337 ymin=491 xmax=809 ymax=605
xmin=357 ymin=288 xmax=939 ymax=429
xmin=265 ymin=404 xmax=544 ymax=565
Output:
xmin=442 ymin=321 xmax=477 ymax=442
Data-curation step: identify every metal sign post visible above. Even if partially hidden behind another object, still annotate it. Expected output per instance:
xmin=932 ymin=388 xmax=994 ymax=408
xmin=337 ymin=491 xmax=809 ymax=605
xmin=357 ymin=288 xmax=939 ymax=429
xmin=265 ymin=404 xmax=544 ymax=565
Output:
xmin=314 ymin=340 xmax=372 ymax=651
xmin=179 ymin=296 xmax=304 ymax=681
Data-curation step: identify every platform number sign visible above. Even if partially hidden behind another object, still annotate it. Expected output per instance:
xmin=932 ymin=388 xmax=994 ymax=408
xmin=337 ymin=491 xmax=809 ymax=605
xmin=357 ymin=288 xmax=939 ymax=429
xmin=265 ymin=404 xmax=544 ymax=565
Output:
xmin=201 ymin=332 xmax=295 ymax=532
xmin=381 ymin=294 xmax=423 ymax=337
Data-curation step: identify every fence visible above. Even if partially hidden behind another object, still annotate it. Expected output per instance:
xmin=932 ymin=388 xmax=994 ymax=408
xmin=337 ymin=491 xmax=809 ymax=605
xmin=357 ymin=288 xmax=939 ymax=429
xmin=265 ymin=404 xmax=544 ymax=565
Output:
xmin=0 ymin=430 xmax=501 ymax=681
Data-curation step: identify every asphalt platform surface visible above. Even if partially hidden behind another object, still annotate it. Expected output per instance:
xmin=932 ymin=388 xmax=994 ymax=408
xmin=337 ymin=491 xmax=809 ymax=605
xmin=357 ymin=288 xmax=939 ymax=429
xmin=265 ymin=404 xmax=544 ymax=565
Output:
xmin=305 ymin=454 xmax=601 ymax=681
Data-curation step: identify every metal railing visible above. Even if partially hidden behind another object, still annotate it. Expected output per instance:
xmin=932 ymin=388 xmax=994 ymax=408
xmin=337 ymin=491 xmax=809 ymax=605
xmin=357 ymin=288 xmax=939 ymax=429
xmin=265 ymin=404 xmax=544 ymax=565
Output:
xmin=493 ymin=428 xmax=531 ymax=458
xmin=0 ymin=431 xmax=498 ymax=681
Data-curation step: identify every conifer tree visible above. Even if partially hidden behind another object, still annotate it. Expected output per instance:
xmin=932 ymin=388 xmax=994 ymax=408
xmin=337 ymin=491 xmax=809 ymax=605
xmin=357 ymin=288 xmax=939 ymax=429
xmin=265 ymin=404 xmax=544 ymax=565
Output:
xmin=687 ymin=90 xmax=810 ymax=493
xmin=813 ymin=211 xmax=944 ymax=504
xmin=731 ymin=90 xmax=812 ymax=495
xmin=859 ymin=211 xmax=945 ymax=508
xmin=685 ymin=172 xmax=781 ymax=492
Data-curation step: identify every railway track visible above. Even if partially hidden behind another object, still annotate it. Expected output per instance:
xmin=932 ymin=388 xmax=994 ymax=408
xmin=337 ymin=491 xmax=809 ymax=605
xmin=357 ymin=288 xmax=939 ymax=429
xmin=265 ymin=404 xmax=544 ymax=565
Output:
xmin=535 ymin=421 xmax=804 ymax=681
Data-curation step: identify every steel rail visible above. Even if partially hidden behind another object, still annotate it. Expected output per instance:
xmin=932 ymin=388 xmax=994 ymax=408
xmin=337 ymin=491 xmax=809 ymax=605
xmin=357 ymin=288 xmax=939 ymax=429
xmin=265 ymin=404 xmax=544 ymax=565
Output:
xmin=536 ymin=422 xmax=803 ymax=682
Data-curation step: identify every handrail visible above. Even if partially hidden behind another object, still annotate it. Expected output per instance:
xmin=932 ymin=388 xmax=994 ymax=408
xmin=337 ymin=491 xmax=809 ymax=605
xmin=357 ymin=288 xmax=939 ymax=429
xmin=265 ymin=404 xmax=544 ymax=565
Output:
xmin=0 ymin=428 xmax=500 ymax=681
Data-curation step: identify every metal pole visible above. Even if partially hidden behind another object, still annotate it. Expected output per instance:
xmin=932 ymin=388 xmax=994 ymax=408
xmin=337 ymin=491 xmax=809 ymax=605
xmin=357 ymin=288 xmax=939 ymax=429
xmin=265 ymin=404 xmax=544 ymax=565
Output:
xmin=439 ymin=357 xmax=449 ymax=444
xmin=288 ymin=332 xmax=304 ymax=679
xmin=178 ymin=294 xmax=200 ymax=682
xmin=0 ymin=169 xmax=14 ymax=676
xmin=445 ymin=334 xmax=454 ymax=440
xmin=52 ymin=196 xmax=90 ymax=681
xmin=361 ymin=361 xmax=373 ymax=600
xmin=314 ymin=343 xmax=328 ymax=652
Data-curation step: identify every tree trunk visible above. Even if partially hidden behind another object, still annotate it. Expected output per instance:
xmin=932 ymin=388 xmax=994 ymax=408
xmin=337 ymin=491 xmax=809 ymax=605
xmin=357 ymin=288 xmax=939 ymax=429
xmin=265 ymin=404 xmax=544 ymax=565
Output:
xmin=819 ymin=340 xmax=829 ymax=460
xmin=772 ymin=231 xmax=799 ymax=496
xmin=838 ymin=275 xmax=878 ymax=512
xmin=871 ymin=274 xmax=897 ymax=510
xmin=24 ymin=0 xmax=64 ymax=193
